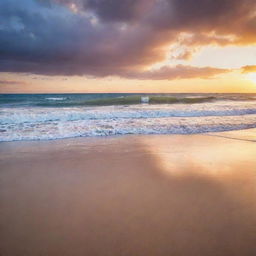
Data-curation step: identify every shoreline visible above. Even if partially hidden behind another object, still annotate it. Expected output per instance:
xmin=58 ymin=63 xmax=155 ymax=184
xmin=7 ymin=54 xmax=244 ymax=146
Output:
xmin=1 ymin=128 xmax=256 ymax=256
xmin=1 ymin=127 xmax=256 ymax=144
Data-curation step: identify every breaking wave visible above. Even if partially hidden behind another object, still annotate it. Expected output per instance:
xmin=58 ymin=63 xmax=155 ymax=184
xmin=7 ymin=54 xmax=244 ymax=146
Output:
xmin=1 ymin=98 xmax=256 ymax=141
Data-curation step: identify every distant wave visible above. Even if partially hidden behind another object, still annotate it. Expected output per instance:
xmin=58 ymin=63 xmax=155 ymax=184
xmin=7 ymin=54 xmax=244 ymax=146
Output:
xmin=36 ymin=96 xmax=216 ymax=107
xmin=1 ymin=94 xmax=256 ymax=108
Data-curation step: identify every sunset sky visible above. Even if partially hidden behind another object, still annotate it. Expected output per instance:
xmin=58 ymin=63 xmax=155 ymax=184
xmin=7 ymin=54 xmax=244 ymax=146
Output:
xmin=1 ymin=0 xmax=256 ymax=93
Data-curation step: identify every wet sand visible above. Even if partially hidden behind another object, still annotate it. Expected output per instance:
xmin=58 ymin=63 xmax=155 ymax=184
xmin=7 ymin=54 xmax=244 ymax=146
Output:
xmin=0 ymin=130 xmax=256 ymax=256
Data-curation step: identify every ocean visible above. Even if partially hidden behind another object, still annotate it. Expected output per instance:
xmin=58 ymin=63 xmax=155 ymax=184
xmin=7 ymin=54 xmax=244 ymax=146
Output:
xmin=1 ymin=93 xmax=256 ymax=141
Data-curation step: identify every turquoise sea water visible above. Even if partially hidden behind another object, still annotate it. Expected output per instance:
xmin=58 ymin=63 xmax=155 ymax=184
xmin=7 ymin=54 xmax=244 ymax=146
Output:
xmin=1 ymin=93 xmax=256 ymax=141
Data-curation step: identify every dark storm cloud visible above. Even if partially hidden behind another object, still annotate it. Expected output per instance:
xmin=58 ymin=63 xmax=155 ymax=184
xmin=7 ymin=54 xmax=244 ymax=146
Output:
xmin=85 ymin=0 xmax=140 ymax=22
xmin=0 ymin=0 xmax=255 ymax=79
xmin=52 ymin=0 xmax=153 ymax=22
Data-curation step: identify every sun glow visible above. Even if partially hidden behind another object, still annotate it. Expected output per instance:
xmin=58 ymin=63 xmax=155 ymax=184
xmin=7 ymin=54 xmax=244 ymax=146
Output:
xmin=246 ymin=73 xmax=256 ymax=84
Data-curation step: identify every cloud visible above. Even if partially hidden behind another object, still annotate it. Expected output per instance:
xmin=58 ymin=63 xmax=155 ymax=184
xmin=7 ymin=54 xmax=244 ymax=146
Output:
xmin=0 ymin=0 xmax=255 ymax=79
xmin=241 ymin=65 xmax=256 ymax=73
xmin=51 ymin=0 xmax=153 ymax=22
xmin=84 ymin=0 xmax=146 ymax=22
xmin=124 ymin=65 xmax=230 ymax=80
xmin=0 ymin=80 xmax=26 ymax=85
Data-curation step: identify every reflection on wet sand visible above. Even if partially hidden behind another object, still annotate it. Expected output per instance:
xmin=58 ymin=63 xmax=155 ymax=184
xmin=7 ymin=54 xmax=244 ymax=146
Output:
xmin=0 ymin=133 xmax=256 ymax=256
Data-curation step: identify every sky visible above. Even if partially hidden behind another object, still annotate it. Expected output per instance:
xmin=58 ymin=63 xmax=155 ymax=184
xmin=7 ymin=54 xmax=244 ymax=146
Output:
xmin=0 ymin=0 xmax=256 ymax=93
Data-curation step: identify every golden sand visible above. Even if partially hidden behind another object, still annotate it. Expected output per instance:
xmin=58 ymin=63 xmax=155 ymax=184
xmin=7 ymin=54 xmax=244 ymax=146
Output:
xmin=0 ymin=130 xmax=256 ymax=256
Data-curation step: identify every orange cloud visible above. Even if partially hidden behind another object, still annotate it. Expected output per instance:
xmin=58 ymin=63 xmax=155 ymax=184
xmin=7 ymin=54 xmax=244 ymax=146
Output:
xmin=124 ymin=65 xmax=230 ymax=80
xmin=241 ymin=65 xmax=256 ymax=73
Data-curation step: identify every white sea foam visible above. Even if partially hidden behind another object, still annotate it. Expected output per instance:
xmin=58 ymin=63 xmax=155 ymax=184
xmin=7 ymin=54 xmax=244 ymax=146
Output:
xmin=1 ymin=100 xmax=256 ymax=141
xmin=45 ymin=97 xmax=67 ymax=101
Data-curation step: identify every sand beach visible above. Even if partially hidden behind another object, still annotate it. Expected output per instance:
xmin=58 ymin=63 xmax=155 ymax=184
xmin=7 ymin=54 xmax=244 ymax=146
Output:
xmin=0 ymin=129 xmax=256 ymax=256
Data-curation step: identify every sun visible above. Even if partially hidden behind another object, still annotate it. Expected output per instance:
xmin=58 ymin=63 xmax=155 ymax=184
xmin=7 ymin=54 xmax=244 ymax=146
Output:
xmin=246 ymin=72 xmax=256 ymax=83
